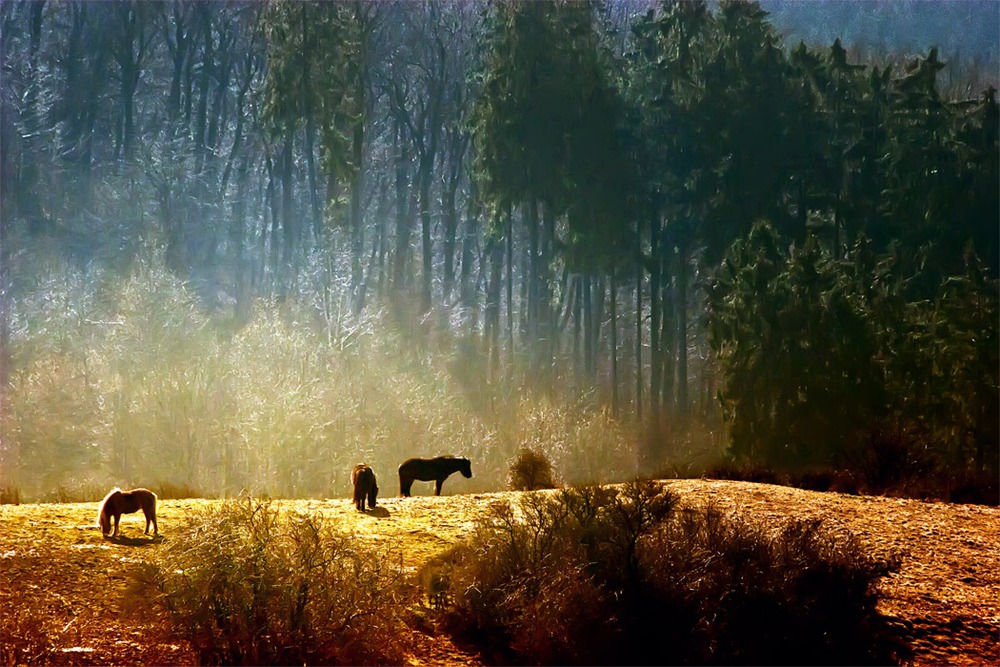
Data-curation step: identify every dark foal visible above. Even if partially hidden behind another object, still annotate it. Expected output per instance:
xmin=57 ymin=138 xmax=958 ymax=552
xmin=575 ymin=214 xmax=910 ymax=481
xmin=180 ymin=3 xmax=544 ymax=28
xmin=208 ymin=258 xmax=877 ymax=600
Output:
xmin=351 ymin=464 xmax=379 ymax=511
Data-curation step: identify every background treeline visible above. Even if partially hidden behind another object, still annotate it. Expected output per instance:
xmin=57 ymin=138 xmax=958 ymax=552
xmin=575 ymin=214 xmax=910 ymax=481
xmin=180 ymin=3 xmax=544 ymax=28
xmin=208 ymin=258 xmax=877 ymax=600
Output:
xmin=0 ymin=0 xmax=996 ymax=502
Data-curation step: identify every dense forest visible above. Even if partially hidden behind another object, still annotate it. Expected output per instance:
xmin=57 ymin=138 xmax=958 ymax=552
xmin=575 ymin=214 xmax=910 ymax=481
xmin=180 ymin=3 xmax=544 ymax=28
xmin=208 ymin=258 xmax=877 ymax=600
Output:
xmin=0 ymin=0 xmax=997 ymax=502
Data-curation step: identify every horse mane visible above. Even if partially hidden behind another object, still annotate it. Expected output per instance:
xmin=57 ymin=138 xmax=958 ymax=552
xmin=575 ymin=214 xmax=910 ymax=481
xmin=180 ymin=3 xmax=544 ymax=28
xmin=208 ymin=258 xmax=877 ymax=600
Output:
xmin=96 ymin=487 xmax=123 ymax=527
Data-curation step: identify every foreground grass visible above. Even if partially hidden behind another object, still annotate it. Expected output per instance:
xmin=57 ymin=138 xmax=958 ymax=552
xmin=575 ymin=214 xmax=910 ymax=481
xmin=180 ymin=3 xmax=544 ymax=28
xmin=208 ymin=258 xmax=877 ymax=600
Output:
xmin=2 ymin=482 xmax=999 ymax=665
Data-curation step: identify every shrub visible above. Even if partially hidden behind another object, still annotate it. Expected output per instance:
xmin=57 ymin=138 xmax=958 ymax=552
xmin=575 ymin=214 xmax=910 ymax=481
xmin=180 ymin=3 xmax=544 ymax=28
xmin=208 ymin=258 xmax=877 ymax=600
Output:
xmin=440 ymin=481 xmax=676 ymax=664
xmin=128 ymin=496 xmax=407 ymax=665
xmin=643 ymin=505 xmax=899 ymax=665
xmin=948 ymin=470 xmax=999 ymax=506
xmin=507 ymin=447 xmax=557 ymax=491
xmin=438 ymin=483 xmax=898 ymax=665
xmin=850 ymin=423 xmax=934 ymax=491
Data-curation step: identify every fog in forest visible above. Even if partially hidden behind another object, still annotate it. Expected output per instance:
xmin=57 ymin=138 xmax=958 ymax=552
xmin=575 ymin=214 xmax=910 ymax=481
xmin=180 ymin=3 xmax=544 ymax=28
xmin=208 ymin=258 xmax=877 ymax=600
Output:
xmin=1 ymin=0 xmax=996 ymax=503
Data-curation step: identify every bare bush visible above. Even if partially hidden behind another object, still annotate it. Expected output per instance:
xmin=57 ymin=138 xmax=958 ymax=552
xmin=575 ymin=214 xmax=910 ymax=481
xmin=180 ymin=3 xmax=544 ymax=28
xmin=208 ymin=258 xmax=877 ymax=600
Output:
xmin=507 ymin=447 xmax=557 ymax=491
xmin=441 ymin=481 xmax=675 ymax=663
xmin=439 ymin=483 xmax=898 ymax=665
xmin=127 ymin=496 xmax=407 ymax=665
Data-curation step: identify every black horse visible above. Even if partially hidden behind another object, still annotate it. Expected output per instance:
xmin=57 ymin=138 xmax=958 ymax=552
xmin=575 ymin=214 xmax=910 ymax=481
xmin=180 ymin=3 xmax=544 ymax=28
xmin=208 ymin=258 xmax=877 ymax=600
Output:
xmin=398 ymin=456 xmax=472 ymax=497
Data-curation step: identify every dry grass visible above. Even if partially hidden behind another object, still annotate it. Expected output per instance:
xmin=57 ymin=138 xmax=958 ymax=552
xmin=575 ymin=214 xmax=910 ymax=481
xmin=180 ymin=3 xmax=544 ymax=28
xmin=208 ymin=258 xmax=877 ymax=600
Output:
xmin=0 ymin=481 xmax=997 ymax=665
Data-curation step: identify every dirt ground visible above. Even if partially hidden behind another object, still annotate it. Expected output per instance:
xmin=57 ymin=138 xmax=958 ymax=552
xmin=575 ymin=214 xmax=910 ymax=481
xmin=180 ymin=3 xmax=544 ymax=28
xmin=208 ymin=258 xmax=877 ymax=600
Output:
xmin=1 ymin=480 xmax=997 ymax=666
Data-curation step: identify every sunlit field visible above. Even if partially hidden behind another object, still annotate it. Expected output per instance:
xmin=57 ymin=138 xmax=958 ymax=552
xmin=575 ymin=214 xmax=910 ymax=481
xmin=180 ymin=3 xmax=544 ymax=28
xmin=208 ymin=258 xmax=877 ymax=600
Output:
xmin=1 ymin=481 xmax=997 ymax=665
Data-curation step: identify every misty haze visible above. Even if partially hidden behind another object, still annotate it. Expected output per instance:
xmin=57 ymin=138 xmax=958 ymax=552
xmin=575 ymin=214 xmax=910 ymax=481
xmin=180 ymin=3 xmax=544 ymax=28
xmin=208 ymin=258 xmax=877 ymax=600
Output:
xmin=1 ymin=1 xmax=997 ymax=665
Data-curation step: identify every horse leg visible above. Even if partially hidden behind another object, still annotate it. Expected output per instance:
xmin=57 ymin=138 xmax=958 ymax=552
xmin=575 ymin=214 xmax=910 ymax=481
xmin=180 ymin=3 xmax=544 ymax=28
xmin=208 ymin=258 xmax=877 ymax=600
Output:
xmin=435 ymin=479 xmax=443 ymax=496
xmin=400 ymin=475 xmax=411 ymax=497
xmin=112 ymin=514 xmax=120 ymax=538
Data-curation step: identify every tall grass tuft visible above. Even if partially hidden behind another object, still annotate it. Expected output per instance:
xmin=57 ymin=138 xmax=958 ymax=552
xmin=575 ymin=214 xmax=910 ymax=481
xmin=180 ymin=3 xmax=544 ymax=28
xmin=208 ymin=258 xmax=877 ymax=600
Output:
xmin=0 ymin=607 xmax=55 ymax=664
xmin=127 ymin=496 xmax=407 ymax=666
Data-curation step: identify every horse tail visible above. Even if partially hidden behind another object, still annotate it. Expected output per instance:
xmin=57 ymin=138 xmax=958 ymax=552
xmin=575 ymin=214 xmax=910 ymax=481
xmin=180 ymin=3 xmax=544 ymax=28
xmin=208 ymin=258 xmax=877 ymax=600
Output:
xmin=97 ymin=487 xmax=122 ymax=530
xmin=144 ymin=489 xmax=158 ymax=534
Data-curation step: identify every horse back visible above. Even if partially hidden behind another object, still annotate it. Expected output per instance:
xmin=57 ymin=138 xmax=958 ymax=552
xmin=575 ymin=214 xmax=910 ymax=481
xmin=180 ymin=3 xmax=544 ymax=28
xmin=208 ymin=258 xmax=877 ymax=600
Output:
xmin=121 ymin=488 xmax=156 ymax=514
xmin=399 ymin=456 xmax=463 ymax=481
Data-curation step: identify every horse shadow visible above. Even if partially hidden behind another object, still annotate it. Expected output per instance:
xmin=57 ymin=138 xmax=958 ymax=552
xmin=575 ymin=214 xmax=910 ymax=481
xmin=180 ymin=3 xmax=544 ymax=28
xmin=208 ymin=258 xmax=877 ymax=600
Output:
xmin=363 ymin=506 xmax=390 ymax=518
xmin=104 ymin=534 xmax=162 ymax=547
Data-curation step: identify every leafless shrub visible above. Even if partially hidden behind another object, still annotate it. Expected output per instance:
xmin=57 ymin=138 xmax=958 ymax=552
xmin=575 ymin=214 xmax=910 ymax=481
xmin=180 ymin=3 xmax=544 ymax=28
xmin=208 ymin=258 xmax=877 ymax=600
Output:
xmin=127 ymin=496 xmax=407 ymax=665
xmin=440 ymin=484 xmax=898 ymax=665
xmin=507 ymin=447 xmax=558 ymax=491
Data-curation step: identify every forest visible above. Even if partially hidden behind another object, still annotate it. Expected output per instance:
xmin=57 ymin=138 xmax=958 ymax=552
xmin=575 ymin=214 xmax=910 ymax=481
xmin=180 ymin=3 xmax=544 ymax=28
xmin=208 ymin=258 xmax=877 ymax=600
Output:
xmin=0 ymin=0 xmax=997 ymax=503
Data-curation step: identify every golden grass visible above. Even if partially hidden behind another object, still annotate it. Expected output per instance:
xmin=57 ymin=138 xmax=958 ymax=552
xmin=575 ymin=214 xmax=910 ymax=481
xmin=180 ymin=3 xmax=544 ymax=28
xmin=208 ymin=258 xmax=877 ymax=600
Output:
xmin=1 ymin=482 xmax=998 ymax=665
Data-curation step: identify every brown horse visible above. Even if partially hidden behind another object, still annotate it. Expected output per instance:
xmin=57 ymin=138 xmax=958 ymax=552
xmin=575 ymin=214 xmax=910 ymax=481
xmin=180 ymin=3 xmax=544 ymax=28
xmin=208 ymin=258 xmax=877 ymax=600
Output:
xmin=398 ymin=456 xmax=472 ymax=497
xmin=97 ymin=488 xmax=158 ymax=538
xmin=351 ymin=464 xmax=378 ymax=511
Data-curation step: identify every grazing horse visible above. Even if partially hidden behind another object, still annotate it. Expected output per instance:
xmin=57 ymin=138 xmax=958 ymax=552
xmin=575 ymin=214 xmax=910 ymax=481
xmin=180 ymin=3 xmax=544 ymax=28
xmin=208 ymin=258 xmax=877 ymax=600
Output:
xmin=97 ymin=487 xmax=158 ymax=538
xmin=351 ymin=464 xmax=378 ymax=511
xmin=398 ymin=456 xmax=472 ymax=497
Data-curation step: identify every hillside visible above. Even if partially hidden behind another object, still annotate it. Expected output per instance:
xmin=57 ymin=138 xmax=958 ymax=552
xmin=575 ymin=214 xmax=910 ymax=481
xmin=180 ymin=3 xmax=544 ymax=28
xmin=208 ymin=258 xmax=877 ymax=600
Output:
xmin=1 ymin=480 xmax=997 ymax=665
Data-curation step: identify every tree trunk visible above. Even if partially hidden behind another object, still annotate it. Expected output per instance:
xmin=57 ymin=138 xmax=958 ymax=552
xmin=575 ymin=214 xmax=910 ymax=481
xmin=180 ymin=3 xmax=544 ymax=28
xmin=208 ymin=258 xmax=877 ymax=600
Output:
xmin=541 ymin=201 xmax=555 ymax=384
xmin=505 ymin=206 xmax=514 ymax=369
xmin=350 ymin=117 xmax=366 ymax=313
xmin=635 ymin=224 xmax=644 ymax=421
xmin=573 ymin=274 xmax=582 ymax=383
xmin=459 ymin=186 xmax=478 ymax=313
xmin=166 ymin=2 xmax=190 ymax=122
xmin=392 ymin=117 xmax=411 ymax=290
xmin=676 ymin=248 xmax=689 ymax=416
xmin=645 ymin=210 xmax=665 ymax=459
xmin=193 ymin=3 xmax=213 ymax=174
xmin=526 ymin=199 xmax=540 ymax=363
xmin=417 ymin=168 xmax=433 ymax=313
xmin=232 ymin=152 xmax=251 ymax=318
xmin=442 ymin=173 xmax=459 ymax=302
xmin=610 ymin=269 xmax=619 ymax=416
xmin=280 ymin=132 xmax=295 ymax=295
xmin=486 ymin=225 xmax=504 ymax=382
xmin=661 ymin=243 xmax=675 ymax=415
xmin=583 ymin=275 xmax=594 ymax=379
xmin=304 ymin=116 xmax=322 ymax=240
